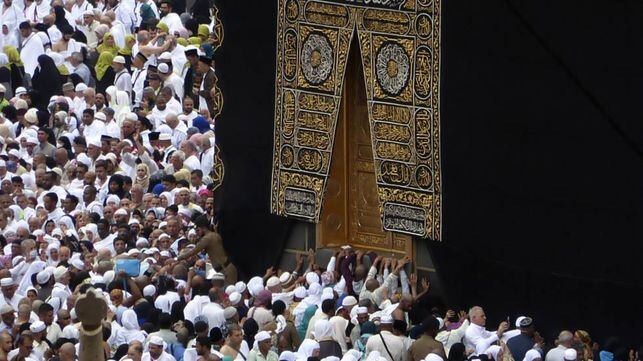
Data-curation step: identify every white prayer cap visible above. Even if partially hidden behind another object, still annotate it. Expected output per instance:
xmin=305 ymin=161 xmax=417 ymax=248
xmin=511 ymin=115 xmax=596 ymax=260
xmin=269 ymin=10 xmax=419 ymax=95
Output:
xmin=71 ymin=258 xmax=84 ymax=271
xmin=254 ymin=331 xmax=271 ymax=343
xmin=15 ymin=87 xmax=26 ymax=95
xmin=321 ymin=292 xmax=334 ymax=302
xmin=228 ymin=292 xmax=241 ymax=305
xmin=341 ymin=296 xmax=357 ymax=307
xmin=0 ymin=278 xmax=14 ymax=287
xmin=279 ymin=272 xmax=291 ymax=284
xmin=564 ymin=349 xmax=577 ymax=361
xmin=178 ymin=207 xmax=192 ymax=218
xmin=75 ymin=83 xmax=88 ymax=92
xmin=26 ymin=136 xmax=38 ymax=145
xmin=235 ymin=281 xmax=246 ymax=293
xmin=356 ymin=306 xmax=368 ymax=315
xmin=144 ymin=247 xmax=159 ymax=255
xmin=158 ymin=63 xmax=170 ymax=74
xmin=51 ymin=228 xmax=64 ymax=238
xmin=94 ymin=111 xmax=106 ymax=121
xmin=247 ymin=277 xmax=263 ymax=296
xmin=113 ymin=56 xmax=126 ymax=64
xmin=136 ymin=238 xmax=150 ymax=248
xmin=223 ymin=307 xmax=237 ymax=320
xmin=158 ymin=221 xmax=168 ymax=229
xmin=266 ymin=276 xmax=280 ymax=288
xmin=114 ymin=208 xmax=128 ymax=216
xmin=90 ymin=275 xmax=104 ymax=284
xmin=36 ymin=270 xmax=51 ymax=285
xmin=212 ymin=272 xmax=225 ymax=281
xmin=377 ymin=313 xmax=392 ymax=325
xmin=225 ymin=285 xmax=236 ymax=295
xmin=8 ymin=149 xmax=20 ymax=158
xmin=143 ymin=285 xmax=156 ymax=297
xmin=128 ymin=218 xmax=140 ymax=225
xmin=159 ymin=251 xmax=171 ymax=258
xmin=148 ymin=335 xmax=164 ymax=346
xmin=30 ymin=321 xmax=46 ymax=333
xmin=0 ymin=160 xmax=5 ymax=168
xmin=305 ymin=272 xmax=319 ymax=285
xmin=76 ymin=153 xmax=92 ymax=167
xmin=127 ymin=249 xmax=141 ymax=256
xmin=159 ymin=52 xmax=172 ymax=61
xmin=425 ymin=354 xmax=444 ymax=361
xmin=87 ymin=137 xmax=101 ymax=148
xmin=515 ymin=316 xmax=526 ymax=328
xmin=125 ymin=112 xmax=138 ymax=121
xmin=53 ymin=266 xmax=68 ymax=281
xmin=103 ymin=270 xmax=115 ymax=284
xmin=294 ymin=286 xmax=307 ymax=299
xmin=0 ymin=304 xmax=13 ymax=314
xmin=159 ymin=133 xmax=171 ymax=141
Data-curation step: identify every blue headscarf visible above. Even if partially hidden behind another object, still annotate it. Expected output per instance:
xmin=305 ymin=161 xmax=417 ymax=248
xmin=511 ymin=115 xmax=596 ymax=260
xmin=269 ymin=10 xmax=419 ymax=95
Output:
xmin=192 ymin=116 xmax=211 ymax=133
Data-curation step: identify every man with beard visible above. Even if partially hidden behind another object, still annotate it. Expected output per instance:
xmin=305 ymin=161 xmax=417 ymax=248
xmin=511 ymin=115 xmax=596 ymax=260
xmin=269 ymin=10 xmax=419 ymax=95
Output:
xmin=52 ymin=25 xmax=82 ymax=66
xmin=78 ymin=10 xmax=99 ymax=47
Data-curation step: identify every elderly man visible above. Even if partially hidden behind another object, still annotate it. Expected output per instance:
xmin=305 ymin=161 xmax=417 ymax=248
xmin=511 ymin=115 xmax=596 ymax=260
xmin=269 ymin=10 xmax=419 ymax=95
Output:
xmin=0 ymin=305 xmax=15 ymax=334
xmin=0 ymin=279 xmax=24 ymax=310
xmin=545 ymin=331 xmax=574 ymax=361
xmin=247 ymin=331 xmax=278 ymax=361
xmin=463 ymin=306 xmax=509 ymax=355
xmin=143 ymin=335 xmax=176 ymax=361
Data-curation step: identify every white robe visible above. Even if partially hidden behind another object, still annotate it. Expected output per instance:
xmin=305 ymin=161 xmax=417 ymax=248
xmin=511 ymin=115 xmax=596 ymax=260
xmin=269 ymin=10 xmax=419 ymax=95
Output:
xmin=0 ymin=3 xmax=24 ymax=48
xmin=20 ymin=33 xmax=45 ymax=76
xmin=23 ymin=0 xmax=50 ymax=24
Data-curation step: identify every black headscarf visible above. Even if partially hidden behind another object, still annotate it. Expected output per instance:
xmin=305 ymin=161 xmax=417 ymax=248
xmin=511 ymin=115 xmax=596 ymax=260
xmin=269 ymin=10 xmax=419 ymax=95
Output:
xmin=32 ymin=55 xmax=62 ymax=111
xmin=106 ymin=174 xmax=126 ymax=200
xmin=53 ymin=6 xmax=71 ymax=29
xmin=449 ymin=343 xmax=467 ymax=361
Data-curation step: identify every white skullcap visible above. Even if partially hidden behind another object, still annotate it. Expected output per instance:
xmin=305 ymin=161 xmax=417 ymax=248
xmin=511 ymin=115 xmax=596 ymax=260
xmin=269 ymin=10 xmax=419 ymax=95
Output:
xmin=136 ymin=238 xmax=150 ymax=247
xmin=0 ymin=278 xmax=14 ymax=287
xmin=75 ymin=83 xmax=88 ymax=92
xmin=77 ymin=153 xmax=92 ymax=168
xmin=8 ymin=149 xmax=20 ymax=158
xmin=53 ymin=266 xmax=68 ymax=281
xmin=515 ymin=316 xmax=526 ymax=328
xmin=380 ymin=314 xmax=394 ymax=324
xmin=36 ymin=270 xmax=51 ymax=285
xmin=294 ymin=286 xmax=307 ymax=299
xmin=70 ymin=258 xmax=84 ymax=271
xmin=266 ymin=276 xmax=280 ymax=288
xmin=125 ymin=112 xmax=138 ymax=121
xmin=305 ymin=272 xmax=319 ymax=285
xmin=425 ymin=354 xmax=444 ymax=361
xmin=279 ymin=272 xmax=291 ymax=284
xmin=159 ymin=251 xmax=171 ymax=258
xmin=254 ymin=331 xmax=271 ymax=343
xmin=114 ymin=208 xmax=128 ymax=216
xmin=143 ymin=285 xmax=156 ymax=297
xmin=158 ymin=63 xmax=170 ymax=74
xmin=212 ymin=272 xmax=225 ymax=281
xmin=159 ymin=133 xmax=172 ymax=141
xmin=128 ymin=218 xmax=140 ymax=225
xmin=127 ymin=249 xmax=140 ymax=256
xmin=564 ymin=349 xmax=577 ymax=361
xmin=90 ymin=275 xmax=104 ymax=284
xmin=15 ymin=86 xmax=26 ymax=95
xmin=26 ymin=136 xmax=38 ymax=145
xmin=159 ymin=52 xmax=172 ymax=60
xmin=228 ymin=292 xmax=241 ymax=306
xmin=356 ymin=306 xmax=368 ymax=314
xmin=341 ymin=296 xmax=357 ymax=307
xmin=225 ymin=285 xmax=236 ymax=295
xmin=0 ymin=160 xmax=5 ymax=168
xmin=235 ymin=281 xmax=246 ymax=293
xmin=113 ymin=56 xmax=126 ymax=64
xmin=94 ymin=112 xmax=106 ymax=121
xmin=158 ymin=233 xmax=171 ymax=240
xmin=321 ymin=292 xmax=334 ymax=302
xmin=144 ymin=247 xmax=159 ymax=255
xmin=148 ymin=335 xmax=164 ymax=346
xmin=87 ymin=137 xmax=101 ymax=148
xmin=51 ymin=229 xmax=63 ymax=238
xmin=158 ymin=221 xmax=168 ymax=229
xmin=30 ymin=321 xmax=46 ymax=333
xmin=0 ymin=304 xmax=14 ymax=314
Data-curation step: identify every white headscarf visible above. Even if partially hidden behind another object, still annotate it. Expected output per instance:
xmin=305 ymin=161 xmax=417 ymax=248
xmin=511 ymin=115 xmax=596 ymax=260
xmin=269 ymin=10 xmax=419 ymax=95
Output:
xmin=313 ymin=319 xmax=334 ymax=341
xmin=18 ymin=260 xmax=46 ymax=294
xmin=296 ymin=339 xmax=319 ymax=359
xmin=159 ymin=191 xmax=174 ymax=206
xmin=115 ymin=309 xmax=146 ymax=345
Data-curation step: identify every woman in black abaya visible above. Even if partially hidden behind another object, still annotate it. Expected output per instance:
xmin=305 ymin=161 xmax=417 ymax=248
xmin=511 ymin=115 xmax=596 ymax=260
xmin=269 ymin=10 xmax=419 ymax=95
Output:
xmin=31 ymin=55 xmax=63 ymax=111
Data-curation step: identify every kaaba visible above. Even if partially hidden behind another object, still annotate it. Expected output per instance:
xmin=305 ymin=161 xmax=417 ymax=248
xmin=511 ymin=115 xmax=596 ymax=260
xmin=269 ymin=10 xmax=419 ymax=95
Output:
xmin=212 ymin=0 xmax=643 ymax=345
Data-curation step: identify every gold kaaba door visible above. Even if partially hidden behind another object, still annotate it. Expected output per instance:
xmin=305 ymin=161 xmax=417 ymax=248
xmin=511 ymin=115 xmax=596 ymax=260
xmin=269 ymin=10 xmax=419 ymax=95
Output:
xmin=317 ymin=38 xmax=413 ymax=257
